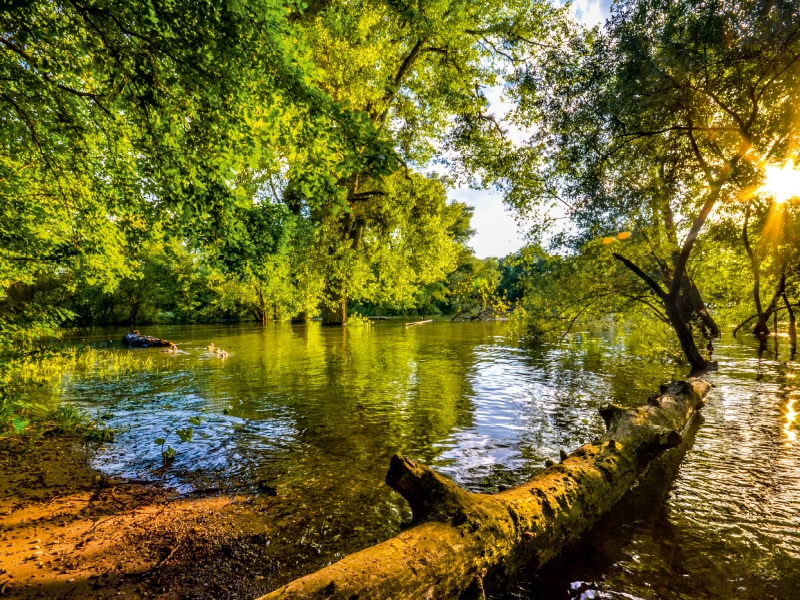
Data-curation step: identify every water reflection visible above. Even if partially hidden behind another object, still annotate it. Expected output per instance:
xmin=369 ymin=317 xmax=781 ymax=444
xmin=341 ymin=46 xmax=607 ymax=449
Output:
xmin=506 ymin=332 xmax=800 ymax=600
xmin=785 ymin=395 xmax=798 ymax=442
xmin=61 ymin=323 xmax=800 ymax=599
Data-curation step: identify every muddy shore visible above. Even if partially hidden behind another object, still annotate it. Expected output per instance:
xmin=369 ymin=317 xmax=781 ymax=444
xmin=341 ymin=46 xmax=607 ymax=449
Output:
xmin=0 ymin=438 xmax=347 ymax=599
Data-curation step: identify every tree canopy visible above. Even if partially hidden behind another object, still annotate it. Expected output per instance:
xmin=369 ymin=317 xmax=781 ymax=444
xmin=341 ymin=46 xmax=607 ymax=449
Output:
xmin=501 ymin=0 xmax=800 ymax=368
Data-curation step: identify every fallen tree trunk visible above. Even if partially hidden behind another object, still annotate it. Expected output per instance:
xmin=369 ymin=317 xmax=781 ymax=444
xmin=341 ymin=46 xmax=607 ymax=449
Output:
xmin=406 ymin=319 xmax=434 ymax=327
xmin=121 ymin=331 xmax=173 ymax=348
xmin=259 ymin=378 xmax=711 ymax=600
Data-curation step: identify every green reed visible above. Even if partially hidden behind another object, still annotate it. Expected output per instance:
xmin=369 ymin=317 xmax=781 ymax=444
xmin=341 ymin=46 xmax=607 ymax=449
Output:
xmin=1 ymin=344 xmax=158 ymax=440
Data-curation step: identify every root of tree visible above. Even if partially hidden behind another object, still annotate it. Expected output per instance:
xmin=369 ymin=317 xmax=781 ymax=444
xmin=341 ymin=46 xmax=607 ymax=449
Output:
xmin=259 ymin=378 xmax=711 ymax=600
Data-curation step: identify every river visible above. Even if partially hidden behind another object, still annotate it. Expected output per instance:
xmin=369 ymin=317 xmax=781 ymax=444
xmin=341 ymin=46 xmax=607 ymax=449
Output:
xmin=61 ymin=321 xmax=800 ymax=599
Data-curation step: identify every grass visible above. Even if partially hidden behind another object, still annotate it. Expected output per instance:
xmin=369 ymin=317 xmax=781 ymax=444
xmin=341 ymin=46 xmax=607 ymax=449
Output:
xmin=1 ymin=344 xmax=157 ymax=441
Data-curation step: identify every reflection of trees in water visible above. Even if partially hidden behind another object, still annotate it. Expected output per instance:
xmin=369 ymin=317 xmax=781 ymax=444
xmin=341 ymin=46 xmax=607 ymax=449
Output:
xmin=212 ymin=323 xmax=481 ymax=495
xmin=197 ymin=323 xmax=487 ymax=580
xmin=63 ymin=325 xmax=800 ymax=599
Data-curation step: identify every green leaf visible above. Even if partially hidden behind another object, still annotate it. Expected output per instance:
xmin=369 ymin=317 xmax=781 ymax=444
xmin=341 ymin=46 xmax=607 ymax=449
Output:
xmin=12 ymin=418 xmax=28 ymax=433
xmin=154 ymin=437 xmax=166 ymax=445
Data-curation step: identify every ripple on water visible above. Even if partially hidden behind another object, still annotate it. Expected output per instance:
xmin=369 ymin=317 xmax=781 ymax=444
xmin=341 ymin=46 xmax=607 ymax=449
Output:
xmin=62 ymin=324 xmax=799 ymax=599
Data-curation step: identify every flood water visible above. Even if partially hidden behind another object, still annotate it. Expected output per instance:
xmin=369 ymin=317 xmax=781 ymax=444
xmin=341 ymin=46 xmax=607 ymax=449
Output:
xmin=61 ymin=322 xmax=800 ymax=599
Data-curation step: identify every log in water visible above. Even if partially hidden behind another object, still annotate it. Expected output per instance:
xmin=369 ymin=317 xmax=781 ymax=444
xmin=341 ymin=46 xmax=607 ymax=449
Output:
xmin=259 ymin=378 xmax=711 ymax=599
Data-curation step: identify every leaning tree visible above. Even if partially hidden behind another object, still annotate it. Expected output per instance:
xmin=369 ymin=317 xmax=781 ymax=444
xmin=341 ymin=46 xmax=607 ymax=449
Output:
xmin=502 ymin=0 xmax=800 ymax=370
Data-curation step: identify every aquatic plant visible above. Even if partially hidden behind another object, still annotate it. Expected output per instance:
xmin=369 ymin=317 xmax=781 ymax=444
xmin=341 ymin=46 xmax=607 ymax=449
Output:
xmin=0 ymin=343 xmax=156 ymax=439
xmin=346 ymin=313 xmax=373 ymax=328
xmin=155 ymin=415 xmax=205 ymax=467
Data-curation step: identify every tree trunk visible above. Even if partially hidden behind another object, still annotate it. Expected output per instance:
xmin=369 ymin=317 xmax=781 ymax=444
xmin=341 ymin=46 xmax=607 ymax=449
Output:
xmin=129 ymin=301 xmax=139 ymax=328
xmin=258 ymin=379 xmax=710 ymax=600
xmin=256 ymin=288 xmax=269 ymax=325
xmin=742 ymin=204 xmax=778 ymax=337
xmin=291 ymin=311 xmax=309 ymax=325
xmin=665 ymin=300 xmax=709 ymax=373
xmin=783 ymin=291 xmax=797 ymax=353
xmin=754 ymin=275 xmax=785 ymax=337
xmin=322 ymin=297 xmax=347 ymax=326
xmin=663 ymin=201 xmax=718 ymax=336
xmin=253 ymin=308 xmax=268 ymax=325
xmin=679 ymin=276 xmax=719 ymax=336
xmin=613 ymin=253 xmax=709 ymax=372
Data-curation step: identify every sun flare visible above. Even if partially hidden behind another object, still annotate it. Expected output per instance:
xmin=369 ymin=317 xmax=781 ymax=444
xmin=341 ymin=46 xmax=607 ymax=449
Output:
xmin=760 ymin=160 xmax=800 ymax=204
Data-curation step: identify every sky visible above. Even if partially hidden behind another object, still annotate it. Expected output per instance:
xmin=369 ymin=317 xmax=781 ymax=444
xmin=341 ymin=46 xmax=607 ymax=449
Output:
xmin=455 ymin=0 xmax=612 ymax=258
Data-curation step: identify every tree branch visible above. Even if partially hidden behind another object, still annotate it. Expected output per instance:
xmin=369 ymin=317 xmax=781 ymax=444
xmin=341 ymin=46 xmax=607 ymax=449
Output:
xmin=612 ymin=253 xmax=668 ymax=301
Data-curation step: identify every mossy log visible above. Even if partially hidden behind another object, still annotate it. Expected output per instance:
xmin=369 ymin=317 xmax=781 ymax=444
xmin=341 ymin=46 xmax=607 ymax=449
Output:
xmin=259 ymin=378 xmax=710 ymax=600
xmin=121 ymin=331 xmax=172 ymax=347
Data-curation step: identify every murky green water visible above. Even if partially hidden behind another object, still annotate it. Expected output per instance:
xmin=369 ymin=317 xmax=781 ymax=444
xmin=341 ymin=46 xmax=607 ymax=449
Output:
xmin=62 ymin=322 xmax=800 ymax=598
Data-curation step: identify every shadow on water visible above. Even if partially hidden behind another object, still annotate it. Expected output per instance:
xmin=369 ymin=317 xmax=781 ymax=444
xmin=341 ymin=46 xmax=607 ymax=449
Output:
xmin=59 ymin=322 xmax=800 ymax=599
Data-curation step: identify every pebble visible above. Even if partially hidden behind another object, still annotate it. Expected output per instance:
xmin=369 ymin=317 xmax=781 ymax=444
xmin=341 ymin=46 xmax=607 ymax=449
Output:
xmin=67 ymin=578 xmax=75 ymax=583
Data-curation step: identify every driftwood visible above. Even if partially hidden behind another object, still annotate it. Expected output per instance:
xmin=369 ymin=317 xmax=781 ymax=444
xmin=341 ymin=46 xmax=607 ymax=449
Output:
xmin=405 ymin=319 xmax=434 ymax=327
xmin=121 ymin=331 xmax=173 ymax=348
xmin=259 ymin=378 xmax=710 ymax=600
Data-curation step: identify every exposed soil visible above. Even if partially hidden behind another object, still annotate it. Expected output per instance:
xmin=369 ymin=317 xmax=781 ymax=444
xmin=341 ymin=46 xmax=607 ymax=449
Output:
xmin=0 ymin=437 xmax=334 ymax=599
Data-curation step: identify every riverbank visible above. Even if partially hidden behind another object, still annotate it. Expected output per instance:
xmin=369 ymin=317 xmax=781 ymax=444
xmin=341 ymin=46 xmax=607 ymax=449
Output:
xmin=0 ymin=437 xmax=310 ymax=599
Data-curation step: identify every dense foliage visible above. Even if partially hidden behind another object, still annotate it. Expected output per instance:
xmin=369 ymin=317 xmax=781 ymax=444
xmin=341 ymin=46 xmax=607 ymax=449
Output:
xmin=497 ymin=0 xmax=800 ymax=369
xmin=0 ymin=0 xmax=559 ymax=429
xmin=3 ymin=0 xmax=799 ymax=432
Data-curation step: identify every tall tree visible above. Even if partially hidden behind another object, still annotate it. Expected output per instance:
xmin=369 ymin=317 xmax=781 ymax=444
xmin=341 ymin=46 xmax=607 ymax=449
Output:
xmin=0 ymin=0 xmax=394 ymax=334
xmin=504 ymin=0 xmax=800 ymax=370
xmin=268 ymin=0 xmax=558 ymax=324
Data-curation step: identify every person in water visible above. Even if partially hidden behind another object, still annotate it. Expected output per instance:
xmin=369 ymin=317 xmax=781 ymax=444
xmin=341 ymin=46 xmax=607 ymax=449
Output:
xmin=207 ymin=343 xmax=215 ymax=351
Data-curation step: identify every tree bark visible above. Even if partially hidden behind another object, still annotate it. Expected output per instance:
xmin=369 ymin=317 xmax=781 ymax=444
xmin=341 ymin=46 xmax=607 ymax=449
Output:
xmin=255 ymin=287 xmax=269 ymax=325
xmin=784 ymin=290 xmax=797 ymax=353
xmin=753 ymin=274 xmax=785 ymax=337
xmin=665 ymin=202 xmax=718 ymax=335
xmin=322 ymin=297 xmax=347 ymax=326
xmin=742 ymin=204 xmax=766 ymax=332
xmin=258 ymin=379 xmax=711 ymax=600
xmin=291 ymin=311 xmax=309 ymax=325
xmin=664 ymin=301 xmax=709 ymax=372
xmin=680 ymin=276 xmax=719 ymax=336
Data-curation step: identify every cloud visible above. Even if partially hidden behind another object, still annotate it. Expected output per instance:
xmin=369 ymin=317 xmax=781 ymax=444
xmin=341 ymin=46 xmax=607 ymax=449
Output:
xmin=449 ymin=188 xmax=525 ymax=259
xmin=570 ymin=0 xmax=613 ymax=27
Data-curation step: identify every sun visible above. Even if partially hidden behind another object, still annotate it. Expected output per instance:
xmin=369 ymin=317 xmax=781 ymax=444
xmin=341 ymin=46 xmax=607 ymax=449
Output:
xmin=760 ymin=160 xmax=800 ymax=204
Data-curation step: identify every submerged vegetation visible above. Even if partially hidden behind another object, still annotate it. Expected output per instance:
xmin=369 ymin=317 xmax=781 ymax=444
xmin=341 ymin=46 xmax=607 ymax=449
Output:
xmin=0 ymin=343 xmax=157 ymax=438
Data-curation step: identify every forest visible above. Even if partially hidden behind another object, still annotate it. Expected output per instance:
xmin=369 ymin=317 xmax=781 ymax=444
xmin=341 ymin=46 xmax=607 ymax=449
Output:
xmin=1 ymin=0 xmax=799 ymax=598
